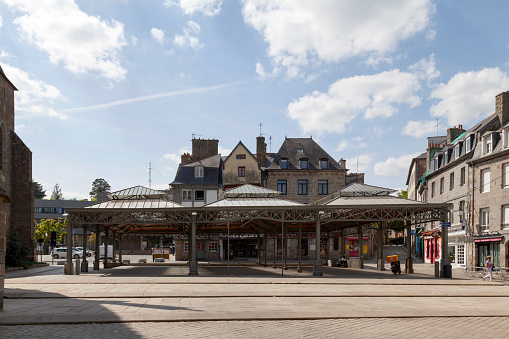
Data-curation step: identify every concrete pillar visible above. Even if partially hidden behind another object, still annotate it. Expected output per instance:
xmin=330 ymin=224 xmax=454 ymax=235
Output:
xmin=94 ymin=226 xmax=100 ymax=270
xmin=103 ymin=228 xmax=109 ymax=268
xmin=273 ymin=226 xmax=277 ymax=269
xmin=119 ymin=234 xmax=123 ymax=264
xmin=189 ymin=213 xmax=198 ymax=275
xmin=405 ymin=222 xmax=414 ymax=274
xmin=64 ymin=219 xmax=74 ymax=275
xmin=264 ymin=230 xmax=267 ymax=267
xmin=297 ymin=223 xmax=302 ymax=273
xmin=358 ymin=225 xmax=364 ymax=269
xmin=313 ymin=211 xmax=323 ymax=276
xmin=377 ymin=223 xmax=385 ymax=271
xmin=81 ymin=226 xmax=88 ymax=272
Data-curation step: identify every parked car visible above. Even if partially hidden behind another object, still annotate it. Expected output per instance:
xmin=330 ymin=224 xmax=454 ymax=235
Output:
xmin=51 ymin=247 xmax=83 ymax=259
xmin=75 ymin=247 xmax=94 ymax=257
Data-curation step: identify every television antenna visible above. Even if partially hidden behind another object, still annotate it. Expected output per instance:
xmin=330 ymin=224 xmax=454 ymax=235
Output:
xmin=192 ymin=132 xmax=201 ymax=140
xmin=147 ymin=161 xmax=154 ymax=188
xmin=435 ymin=119 xmax=439 ymax=136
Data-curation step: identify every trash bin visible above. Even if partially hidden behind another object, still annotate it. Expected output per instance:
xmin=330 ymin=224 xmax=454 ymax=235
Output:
xmin=443 ymin=264 xmax=452 ymax=278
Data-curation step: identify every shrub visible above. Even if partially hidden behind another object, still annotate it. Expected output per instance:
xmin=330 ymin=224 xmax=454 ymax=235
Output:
xmin=5 ymin=231 xmax=30 ymax=267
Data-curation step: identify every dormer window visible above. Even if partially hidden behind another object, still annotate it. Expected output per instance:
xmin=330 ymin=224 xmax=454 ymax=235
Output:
xmin=454 ymin=142 xmax=462 ymax=160
xmin=504 ymin=128 xmax=509 ymax=148
xmin=465 ymin=135 xmax=472 ymax=153
xmin=280 ymin=159 xmax=288 ymax=169
xmin=297 ymin=148 xmax=304 ymax=154
xmin=483 ymin=134 xmax=493 ymax=154
xmin=320 ymin=159 xmax=328 ymax=169
xmin=300 ymin=159 xmax=308 ymax=169
xmin=194 ymin=165 xmax=204 ymax=178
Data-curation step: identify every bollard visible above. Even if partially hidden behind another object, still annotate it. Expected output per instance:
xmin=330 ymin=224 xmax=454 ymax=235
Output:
xmin=434 ymin=260 xmax=440 ymax=277
xmin=75 ymin=259 xmax=81 ymax=275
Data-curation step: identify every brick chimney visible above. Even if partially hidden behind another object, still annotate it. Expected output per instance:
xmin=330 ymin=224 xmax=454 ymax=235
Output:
xmin=181 ymin=153 xmax=193 ymax=165
xmin=496 ymin=91 xmax=509 ymax=127
xmin=256 ymin=136 xmax=266 ymax=166
xmin=191 ymin=138 xmax=218 ymax=161
xmin=447 ymin=125 xmax=466 ymax=144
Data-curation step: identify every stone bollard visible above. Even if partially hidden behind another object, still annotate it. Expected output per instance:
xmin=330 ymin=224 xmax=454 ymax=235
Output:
xmin=75 ymin=259 xmax=81 ymax=275
xmin=434 ymin=260 xmax=440 ymax=277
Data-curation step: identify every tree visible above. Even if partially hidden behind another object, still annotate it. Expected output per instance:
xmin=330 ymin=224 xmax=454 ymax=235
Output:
xmin=90 ymin=178 xmax=111 ymax=199
xmin=50 ymin=183 xmax=63 ymax=200
xmin=397 ymin=189 xmax=408 ymax=199
xmin=34 ymin=218 xmax=67 ymax=245
xmin=33 ymin=180 xmax=46 ymax=199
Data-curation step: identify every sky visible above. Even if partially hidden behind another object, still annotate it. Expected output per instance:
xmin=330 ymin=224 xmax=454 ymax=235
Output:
xmin=2 ymin=0 xmax=509 ymax=200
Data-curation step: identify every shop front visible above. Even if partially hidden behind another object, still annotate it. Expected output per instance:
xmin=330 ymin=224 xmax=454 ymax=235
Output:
xmin=346 ymin=236 xmax=368 ymax=258
xmin=423 ymin=229 xmax=441 ymax=264
xmin=475 ymin=236 xmax=503 ymax=268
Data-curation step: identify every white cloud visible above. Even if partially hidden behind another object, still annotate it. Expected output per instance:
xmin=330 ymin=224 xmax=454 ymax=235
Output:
xmin=151 ymin=28 xmax=165 ymax=44
xmin=5 ymin=0 xmax=127 ymax=82
xmin=131 ymin=36 xmax=138 ymax=45
xmin=242 ymin=0 xmax=435 ymax=78
xmin=409 ymin=53 xmax=440 ymax=83
xmin=336 ymin=137 xmax=368 ymax=152
xmin=1 ymin=63 xmax=66 ymax=119
xmin=402 ymin=120 xmax=438 ymax=138
xmin=165 ymin=0 xmax=222 ymax=16
xmin=287 ymin=69 xmax=421 ymax=136
xmin=374 ymin=152 xmax=420 ymax=176
xmin=62 ymin=190 xmax=88 ymax=200
xmin=346 ymin=154 xmax=373 ymax=173
xmin=174 ymin=21 xmax=203 ymax=50
xmin=336 ymin=140 xmax=349 ymax=152
xmin=163 ymin=153 xmax=181 ymax=163
xmin=430 ymin=67 xmax=509 ymax=126
xmin=218 ymin=145 xmax=232 ymax=155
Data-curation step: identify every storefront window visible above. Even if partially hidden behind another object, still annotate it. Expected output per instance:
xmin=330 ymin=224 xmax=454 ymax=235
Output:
xmin=209 ymin=241 xmax=218 ymax=252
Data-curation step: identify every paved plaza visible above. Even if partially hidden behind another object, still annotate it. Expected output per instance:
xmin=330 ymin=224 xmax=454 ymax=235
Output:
xmin=1 ymin=255 xmax=508 ymax=338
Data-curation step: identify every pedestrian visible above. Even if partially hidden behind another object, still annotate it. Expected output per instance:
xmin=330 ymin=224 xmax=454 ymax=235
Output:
xmin=483 ymin=255 xmax=493 ymax=281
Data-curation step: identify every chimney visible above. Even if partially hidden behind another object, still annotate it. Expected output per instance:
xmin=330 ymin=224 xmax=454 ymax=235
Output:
xmin=256 ymin=136 xmax=266 ymax=166
xmin=447 ymin=125 xmax=466 ymax=145
xmin=181 ymin=153 xmax=193 ymax=165
xmin=192 ymin=138 xmax=219 ymax=161
xmin=496 ymin=91 xmax=509 ymax=127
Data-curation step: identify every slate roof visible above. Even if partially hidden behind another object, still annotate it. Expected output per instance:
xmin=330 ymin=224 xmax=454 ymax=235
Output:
xmin=312 ymin=183 xmax=397 ymax=205
xmin=220 ymin=184 xmax=281 ymax=198
xmin=84 ymin=199 xmax=183 ymax=209
xmin=265 ymin=138 xmax=342 ymax=170
xmin=108 ymin=185 xmax=167 ymax=200
xmin=170 ymin=154 xmax=223 ymax=186
xmin=207 ymin=184 xmax=302 ymax=207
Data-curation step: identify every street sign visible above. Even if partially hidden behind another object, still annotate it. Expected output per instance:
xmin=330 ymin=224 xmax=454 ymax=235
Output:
xmin=441 ymin=222 xmax=451 ymax=227
xmin=411 ymin=230 xmax=415 ymax=235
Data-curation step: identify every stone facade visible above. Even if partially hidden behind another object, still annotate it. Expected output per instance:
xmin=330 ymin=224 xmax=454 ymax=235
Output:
xmin=222 ymin=141 xmax=261 ymax=188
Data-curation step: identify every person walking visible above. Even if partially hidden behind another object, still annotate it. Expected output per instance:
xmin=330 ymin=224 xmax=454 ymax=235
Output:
xmin=483 ymin=255 xmax=493 ymax=281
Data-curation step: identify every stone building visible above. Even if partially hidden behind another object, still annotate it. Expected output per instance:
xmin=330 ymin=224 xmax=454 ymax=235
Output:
xmin=222 ymin=141 xmax=261 ymax=189
xmin=257 ymin=136 xmax=364 ymax=204
xmin=0 ymin=65 xmax=34 ymax=311
xmin=407 ymin=91 xmax=509 ymax=269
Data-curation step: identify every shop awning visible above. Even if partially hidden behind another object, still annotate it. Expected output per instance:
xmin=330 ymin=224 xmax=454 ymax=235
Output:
xmin=474 ymin=237 xmax=502 ymax=243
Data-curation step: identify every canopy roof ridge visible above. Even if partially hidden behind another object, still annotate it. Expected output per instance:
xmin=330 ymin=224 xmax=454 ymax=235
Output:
xmin=108 ymin=185 xmax=168 ymax=200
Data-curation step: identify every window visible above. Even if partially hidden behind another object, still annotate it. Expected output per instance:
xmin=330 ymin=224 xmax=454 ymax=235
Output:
xmin=277 ymin=180 xmax=287 ymax=195
xmin=208 ymin=241 xmax=218 ymax=252
xmin=280 ymin=159 xmax=288 ymax=169
xmin=456 ymin=245 xmax=465 ymax=265
xmin=300 ymin=159 xmax=308 ymax=169
xmin=481 ymin=208 xmax=489 ymax=232
xmin=503 ymin=163 xmax=509 ymax=188
xmin=449 ymin=173 xmax=454 ymax=191
xmin=195 ymin=190 xmax=205 ymax=201
xmin=34 ymin=207 xmax=43 ymax=213
xmin=320 ymin=159 xmax=328 ymax=169
xmin=503 ymin=205 xmax=509 ymax=229
xmin=318 ymin=180 xmax=328 ymax=195
xmin=460 ymin=167 xmax=466 ymax=186
xmin=182 ymin=190 xmax=192 ymax=201
xmin=440 ymin=177 xmax=444 ymax=194
xmin=298 ymin=180 xmax=308 ymax=195
xmin=481 ymin=169 xmax=490 ymax=193
xmin=465 ymin=136 xmax=472 ymax=153
xmin=504 ymin=129 xmax=509 ymax=148
xmin=433 ymin=157 xmax=439 ymax=170
xmin=297 ymin=148 xmax=304 ymax=154
xmin=459 ymin=200 xmax=466 ymax=223
xmin=238 ymin=166 xmax=245 ymax=177
xmin=455 ymin=143 xmax=461 ymax=159
xmin=483 ymin=135 xmax=492 ymax=154
xmin=431 ymin=182 xmax=436 ymax=197
xmin=236 ymin=154 xmax=246 ymax=159
xmin=194 ymin=165 xmax=204 ymax=178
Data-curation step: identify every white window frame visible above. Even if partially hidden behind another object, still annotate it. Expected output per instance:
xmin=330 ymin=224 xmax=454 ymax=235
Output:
xmin=503 ymin=204 xmax=509 ymax=230
xmin=504 ymin=128 xmax=509 ymax=148
xmin=483 ymin=134 xmax=492 ymax=154
xmin=503 ymin=163 xmax=509 ymax=188
xmin=194 ymin=165 xmax=204 ymax=178
xmin=460 ymin=167 xmax=466 ymax=186
xmin=481 ymin=169 xmax=490 ymax=193
xmin=182 ymin=190 xmax=192 ymax=201
xmin=450 ymin=172 xmax=454 ymax=191
xmin=455 ymin=143 xmax=461 ymax=159
xmin=465 ymin=136 xmax=472 ymax=153
xmin=320 ymin=159 xmax=328 ymax=169
xmin=481 ymin=208 xmax=489 ymax=232
xmin=456 ymin=245 xmax=465 ymax=266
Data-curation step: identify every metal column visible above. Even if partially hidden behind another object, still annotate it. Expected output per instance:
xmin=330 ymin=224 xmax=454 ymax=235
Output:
xmin=189 ymin=213 xmax=198 ymax=275
xmin=405 ymin=222 xmax=414 ymax=274
xmin=81 ymin=226 xmax=88 ymax=272
xmin=297 ymin=223 xmax=302 ymax=273
xmin=358 ymin=225 xmax=364 ymax=269
xmin=103 ymin=228 xmax=109 ymax=269
xmin=313 ymin=211 xmax=323 ymax=276
xmin=94 ymin=226 xmax=100 ymax=270
xmin=377 ymin=223 xmax=385 ymax=271
xmin=64 ymin=219 xmax=73 ymax=275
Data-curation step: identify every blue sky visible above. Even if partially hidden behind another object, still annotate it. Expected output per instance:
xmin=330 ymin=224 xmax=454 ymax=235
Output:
xmin=2 ymin=0 xmax=509 ymax=199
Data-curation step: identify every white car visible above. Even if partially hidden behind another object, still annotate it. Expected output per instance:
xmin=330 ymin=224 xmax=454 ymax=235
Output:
xmin=75 ymin=247 xmax=94 ymax=257
xmin=51 ymin=247 xmax=83 ymax=259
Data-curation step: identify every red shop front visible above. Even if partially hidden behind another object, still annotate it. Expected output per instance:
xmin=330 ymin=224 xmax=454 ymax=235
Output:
xmin=347 ymin=236 xmax=369 ymax=258
xmin=422 ymin=229 xmax=441 ymax=264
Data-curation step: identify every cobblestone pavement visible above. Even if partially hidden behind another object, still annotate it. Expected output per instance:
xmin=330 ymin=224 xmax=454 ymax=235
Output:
xmin=2 ymin=317 xmax=509 ymax=339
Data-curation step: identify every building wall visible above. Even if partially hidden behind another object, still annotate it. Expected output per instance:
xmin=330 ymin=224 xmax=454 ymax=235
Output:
xmin=223 ymin=144 xmax=260 ymax=187
xmin=266 ymin=170 xmax=347 ymax=204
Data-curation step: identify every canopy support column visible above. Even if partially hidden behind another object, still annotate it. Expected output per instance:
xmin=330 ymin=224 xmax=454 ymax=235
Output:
xmin=441 ymin=209 xmax=451 ymax=278
xmin=64 ymin=218 xmax=73 ymax=275
xmin=119 ymin=234 xmax=123 ymax=265
xmin=273 ymin=226 xmax=277 ymax=269
xmin=227 ymin=213 xmax=230 ymax=276
xmin=189 ymin=213 xmax=198 ymax=275
xmin=283 ymin=214 xmax=287 ymax=271
xmin=377 ymin=222 xmax=385 ymax=271
xmin=94 ymin=226 xmax=100 ymax=270
xmin=405 ymin=221 xmax=414 ymax=274
xmin=256 ymin=232 xmax=261 ymax=265
xmin=297 ymin=223 xmax=302 ymax=273
xmin=358 ymin=225 xmax=364 ymax=269
xmin=81 ymin=226 xmax=88 ymax=272
xmin=263 ymin=230 xmax=267 ymax=267
xmin=112 ymin=231 xmax=116 ymax=264
xmin=340 ymin=228 xmax=345 ymax=258
xmin=103 ymin=228 xmax=109 ymax=269
xmin=313 ymin=211 xmax=323 ymax=276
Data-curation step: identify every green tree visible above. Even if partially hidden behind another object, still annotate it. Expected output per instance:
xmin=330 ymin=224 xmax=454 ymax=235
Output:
xmin=33 ymin=180 xmax=46 ymax=199
xmin=34 ymin=218 xmax=67 ymax=245
xmin=90 ymin=178 xmax=111 ymax=199
xmin=50 ymin=183 xmax=63 ymax=200
xmin=397 ymin=189 xmax=408 ymax=199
